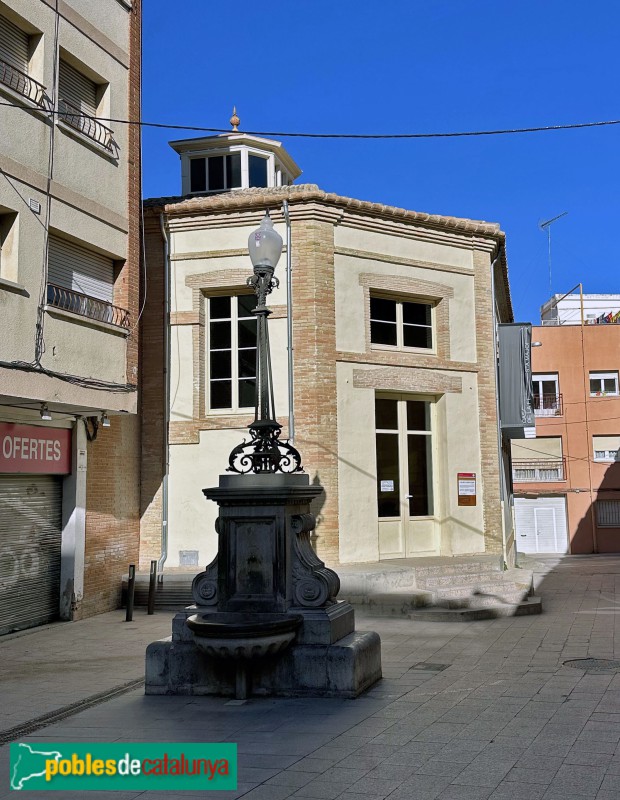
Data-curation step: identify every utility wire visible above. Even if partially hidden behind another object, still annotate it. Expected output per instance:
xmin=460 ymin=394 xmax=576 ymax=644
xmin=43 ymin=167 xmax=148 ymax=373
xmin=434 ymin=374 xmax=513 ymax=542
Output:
xmin=1 ymin=98 xmax=620 ymax=139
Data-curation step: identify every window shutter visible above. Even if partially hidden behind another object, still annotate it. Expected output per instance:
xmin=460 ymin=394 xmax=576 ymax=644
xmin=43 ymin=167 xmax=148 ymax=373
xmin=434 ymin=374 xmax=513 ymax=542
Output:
xmin=0 ymin=14 xmax=29 ymax=73
xmin=593 ymin=436 xmax=620 ymax=453
xmin=597 ymin=501 xmax=620 ymax=527
xmin=59 ymin=59 xmax=97 ymax=115
xmin=48 ymin=236 xmax=114 ymax=303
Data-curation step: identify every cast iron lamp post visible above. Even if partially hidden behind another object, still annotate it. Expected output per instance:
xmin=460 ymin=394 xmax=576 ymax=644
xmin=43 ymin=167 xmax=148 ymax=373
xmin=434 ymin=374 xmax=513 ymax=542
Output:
xmin=227 ymin=212 xmax=302 ymax=475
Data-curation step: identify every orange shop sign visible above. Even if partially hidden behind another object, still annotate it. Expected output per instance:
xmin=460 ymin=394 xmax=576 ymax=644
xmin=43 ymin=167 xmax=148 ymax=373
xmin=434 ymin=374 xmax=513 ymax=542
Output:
xmin=0 ymin=422 xmax=72 ymax=474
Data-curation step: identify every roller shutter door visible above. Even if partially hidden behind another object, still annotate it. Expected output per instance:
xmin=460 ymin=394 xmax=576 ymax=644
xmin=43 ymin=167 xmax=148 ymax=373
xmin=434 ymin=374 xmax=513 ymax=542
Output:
xmin=0 ymin=14 xmax=29 ymax=73
xmin=514 ymin=496 xmax=569 ymax=554
xmin=0 ymin=475 xmax=62 ymax=635
xmin=48 ymin=236 xmax=114 ymax=303
xmin=58 ymin=59 xmax=97 ymax=115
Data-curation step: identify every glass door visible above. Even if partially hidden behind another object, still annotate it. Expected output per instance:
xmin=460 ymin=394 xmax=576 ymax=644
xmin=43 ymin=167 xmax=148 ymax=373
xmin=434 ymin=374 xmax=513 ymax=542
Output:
xmin=375 ymin=395 xmax=434 ymax=558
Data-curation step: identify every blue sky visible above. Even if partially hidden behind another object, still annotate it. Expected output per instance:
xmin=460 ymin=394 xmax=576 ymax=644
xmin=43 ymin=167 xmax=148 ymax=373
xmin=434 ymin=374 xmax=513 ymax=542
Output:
xmin=142 ymin=1 xmax=619 ymax=324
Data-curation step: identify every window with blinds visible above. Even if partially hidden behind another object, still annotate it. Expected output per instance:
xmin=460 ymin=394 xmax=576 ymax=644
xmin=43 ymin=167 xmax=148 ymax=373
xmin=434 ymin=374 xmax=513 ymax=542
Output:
xmin=0 ymin=14 xmax=48 ymax=107
xmin=48 ymin=236 xmax=114 ymax=302
xmin=59 ymin=59 xmax=97 ymax=116
xmin=57 ymin=58 xmax=116 ymax=152
xmin=0 ymin=14 xmax=29 ymax=73
xmin=46 ymin=236 xmax=130 ymax=327
xmin=593 ymin=435 xmax=620 ymax=463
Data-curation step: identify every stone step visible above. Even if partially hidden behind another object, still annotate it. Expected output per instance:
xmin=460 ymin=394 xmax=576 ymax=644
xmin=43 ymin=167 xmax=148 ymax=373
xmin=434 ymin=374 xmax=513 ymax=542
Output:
xmin=123 ymin=576 xmax=193 ymax=609
xmin=429 ymin=581 xmax=528 ymax=600
xmin=435 ymin=591 xmax=529 ymax=610
xmin=339 ymin=591 xmax=433 ymax=616
xmin=418 ymin=572 xmax=508 ymax=590
xmin=412 ymin=560 xmax=500 ymax=579
xmin=409 ymin=596 xmax=543 ymax=622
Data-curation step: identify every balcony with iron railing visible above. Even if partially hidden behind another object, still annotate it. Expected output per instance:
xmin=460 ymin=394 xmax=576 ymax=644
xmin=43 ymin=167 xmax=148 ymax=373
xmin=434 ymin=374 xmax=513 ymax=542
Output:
xmin=534 ymin=393 xmax=563 ymax=417
xmin=57 ymin=97 xmax=117 ymax=155
xmin=46 ymin=284 xmax=130 ymax=330
xmin=0 ymin=57 xmax=50 ymax=110
xmin=512 ymin=458 xmax=566 ymax=483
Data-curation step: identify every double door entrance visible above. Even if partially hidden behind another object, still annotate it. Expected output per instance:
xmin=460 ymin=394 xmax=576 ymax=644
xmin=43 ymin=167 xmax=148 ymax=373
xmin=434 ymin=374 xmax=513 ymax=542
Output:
xmin=375 ymin=395 xmax=436 ymax=558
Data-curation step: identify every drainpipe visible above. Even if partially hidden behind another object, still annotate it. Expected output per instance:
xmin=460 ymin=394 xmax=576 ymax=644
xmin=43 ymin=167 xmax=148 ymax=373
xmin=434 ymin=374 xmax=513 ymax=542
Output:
xmin=283 ymin=201 xmax=294 ymax=443
xmin=158 ymin=213 xmax=170 ymax=580
xmin=490 ymin=252 xmax=508 ymax=568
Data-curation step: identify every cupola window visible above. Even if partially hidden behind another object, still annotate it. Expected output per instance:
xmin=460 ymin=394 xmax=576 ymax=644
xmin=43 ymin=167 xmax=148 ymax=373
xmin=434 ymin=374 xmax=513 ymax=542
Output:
xmin=248 ymin=155 xmax=268 ymax=188
xmin=190 ymin=153 xmax=242 ymax=193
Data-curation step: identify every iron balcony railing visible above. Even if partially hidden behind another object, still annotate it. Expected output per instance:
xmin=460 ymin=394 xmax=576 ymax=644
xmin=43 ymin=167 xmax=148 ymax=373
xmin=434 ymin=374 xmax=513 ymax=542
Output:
xmin=533 ymin=393 xmax=563 ymax=417
xmin=57 ymin=97 xmax=117 ymax=154
xmin=512 ymin=458 xmax=566 ymax=483
xmin=47 ymin=283 xmax=130 ymax=330
xmin=0 ymin=57 xmax=50 ymax=109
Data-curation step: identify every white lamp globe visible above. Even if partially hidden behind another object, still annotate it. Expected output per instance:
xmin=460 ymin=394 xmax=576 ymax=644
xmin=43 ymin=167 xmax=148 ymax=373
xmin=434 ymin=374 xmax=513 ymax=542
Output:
xmin=248 ymin=213 xmax=283 ymax=270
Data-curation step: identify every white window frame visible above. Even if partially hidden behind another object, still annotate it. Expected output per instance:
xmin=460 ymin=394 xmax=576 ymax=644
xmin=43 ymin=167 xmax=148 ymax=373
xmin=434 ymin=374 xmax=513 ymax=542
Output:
xmin=189 ymin=152 xmax=242 ymax=194
xmin=206 ymin=294 xmax=256 ymax=414
xmin=589 ymin=371 xmax=619 ymax=397
xmin=186 ymin=147 xmax=275 ymax=195
xmin=532 ymin=372 xmax=560 ymax=416
xmin=370 ymin=295 xmax=436 ymax=354
xmin=594 ymin=450 xmax=619 ymax=462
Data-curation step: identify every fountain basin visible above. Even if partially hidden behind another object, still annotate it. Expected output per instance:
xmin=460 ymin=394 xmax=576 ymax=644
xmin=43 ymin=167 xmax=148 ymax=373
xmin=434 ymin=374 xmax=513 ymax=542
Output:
xmin=186 ymin=612 xmax=302 ymax=660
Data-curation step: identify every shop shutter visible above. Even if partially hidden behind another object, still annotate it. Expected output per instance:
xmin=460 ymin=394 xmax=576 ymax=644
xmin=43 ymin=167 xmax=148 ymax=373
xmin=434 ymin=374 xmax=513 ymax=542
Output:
xmin=0 ymin=475 xmax=62 ymax=635
xmin=48 ymin=236 xmax=114 ymax=302
xmin=58 ymin=59 xmax=97 ymax=115
xmin=0 ymin=14 xmax=29 ymax=73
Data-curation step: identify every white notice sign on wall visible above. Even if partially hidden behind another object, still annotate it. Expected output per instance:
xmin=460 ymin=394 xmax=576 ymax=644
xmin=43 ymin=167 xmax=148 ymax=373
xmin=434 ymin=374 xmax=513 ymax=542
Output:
xmin=380 ymin=480 xmax=394 ymax=492
xmin=458 ymin=478 xmax=476 ymax=495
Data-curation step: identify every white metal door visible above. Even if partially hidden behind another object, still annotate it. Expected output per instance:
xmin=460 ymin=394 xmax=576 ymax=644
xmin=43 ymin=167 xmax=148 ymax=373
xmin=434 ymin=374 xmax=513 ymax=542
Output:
xmin=514 ymin=496 xmax=568 ymax=554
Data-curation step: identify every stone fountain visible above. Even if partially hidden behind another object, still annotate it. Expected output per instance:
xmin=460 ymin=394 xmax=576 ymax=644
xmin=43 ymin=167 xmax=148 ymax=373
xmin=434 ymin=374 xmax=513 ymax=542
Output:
xmin=145 ymin=214 xmax=381 ymax=699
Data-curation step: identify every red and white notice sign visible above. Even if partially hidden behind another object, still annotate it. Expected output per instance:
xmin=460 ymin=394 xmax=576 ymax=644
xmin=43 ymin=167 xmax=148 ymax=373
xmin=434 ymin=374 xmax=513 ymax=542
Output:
xmin=457 ymin=472 xmax=477 ymax=506
xmin=0 ymin=422 xmax=72 ymax=474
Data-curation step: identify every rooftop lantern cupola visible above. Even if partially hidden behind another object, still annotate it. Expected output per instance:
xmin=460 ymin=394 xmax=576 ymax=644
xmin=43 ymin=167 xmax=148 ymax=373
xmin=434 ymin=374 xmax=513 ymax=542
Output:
xmin=170 ymin=108 xmax=302 ymax=196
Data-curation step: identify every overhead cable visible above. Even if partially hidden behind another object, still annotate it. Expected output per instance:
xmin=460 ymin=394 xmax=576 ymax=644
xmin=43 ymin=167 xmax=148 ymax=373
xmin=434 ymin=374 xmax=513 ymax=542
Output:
xmin=1 ymin=99 xmax=619 ymax=139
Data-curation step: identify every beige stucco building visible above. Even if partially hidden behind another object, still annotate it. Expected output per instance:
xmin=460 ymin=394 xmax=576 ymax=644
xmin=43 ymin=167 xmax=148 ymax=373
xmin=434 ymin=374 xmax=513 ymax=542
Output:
xmin=0 ymin=0 xmax=141 ymax=632
xmin=141 ymin=131 xmax=519 ymax=577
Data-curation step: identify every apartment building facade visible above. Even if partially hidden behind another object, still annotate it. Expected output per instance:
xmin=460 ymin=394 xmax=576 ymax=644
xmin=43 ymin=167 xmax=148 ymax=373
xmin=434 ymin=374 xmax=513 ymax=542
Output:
xmin=512 ymin=298 xmax=620 ymax=554
xmin=140 ymin=130 xmax=526 ymax=576
xmin=0 ymin=0 xmax=141 ymax=633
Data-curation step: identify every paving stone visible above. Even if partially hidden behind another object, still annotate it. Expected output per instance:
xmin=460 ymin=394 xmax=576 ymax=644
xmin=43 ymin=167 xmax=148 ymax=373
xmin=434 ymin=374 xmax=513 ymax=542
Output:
xmin=547 ymin=764 xmax=606 ymax=794
xmin=437 ymin=786 xmax=493 ymax=800
xmin=504 ymin=767 xmax=558 ymax=785
xmin=452 ymin=761 xmax=515 ymax=789
xmin=489 ymin=784 xmax=547 ymax=800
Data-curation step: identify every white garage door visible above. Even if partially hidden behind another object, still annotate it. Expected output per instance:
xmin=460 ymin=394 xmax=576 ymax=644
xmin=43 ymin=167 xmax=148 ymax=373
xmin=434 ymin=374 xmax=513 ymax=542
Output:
xmin=514 ymin=496 xmax=569 ymax=554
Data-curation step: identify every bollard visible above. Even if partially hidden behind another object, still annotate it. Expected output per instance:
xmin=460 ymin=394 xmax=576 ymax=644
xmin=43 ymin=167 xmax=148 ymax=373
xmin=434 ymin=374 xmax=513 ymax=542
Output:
xmin=126 ymin=564 xmax=135 ymax=622
xmin=147 ymin=560 xmax=157 ymax=615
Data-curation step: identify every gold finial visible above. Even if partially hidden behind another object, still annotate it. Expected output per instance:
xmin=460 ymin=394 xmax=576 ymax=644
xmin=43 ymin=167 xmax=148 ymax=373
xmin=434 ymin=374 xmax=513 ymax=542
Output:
xmin=230 ymin=106 xmax=240 ymax=132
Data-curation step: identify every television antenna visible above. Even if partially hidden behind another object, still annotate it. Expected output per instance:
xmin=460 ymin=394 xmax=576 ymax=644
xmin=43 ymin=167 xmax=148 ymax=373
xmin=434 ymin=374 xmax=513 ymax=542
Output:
xmin=539 ymin=211 xmax=568 ymax=297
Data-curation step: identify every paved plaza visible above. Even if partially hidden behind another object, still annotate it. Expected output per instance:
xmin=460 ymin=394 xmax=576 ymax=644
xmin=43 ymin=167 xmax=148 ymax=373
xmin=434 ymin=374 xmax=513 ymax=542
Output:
xmin=3 ymin=555 xmax=620 ymax=799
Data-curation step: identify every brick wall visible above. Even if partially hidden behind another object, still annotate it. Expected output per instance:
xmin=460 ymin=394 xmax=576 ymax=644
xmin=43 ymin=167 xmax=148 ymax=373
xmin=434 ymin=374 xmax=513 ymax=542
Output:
xmin=290 ymin=218 xmax=340 ymax=563
xmin=473 ymin=248 xmax=504 ymax=555
xmin=81 ymin=416 xmax=140 ymax=618
xmin=80 ymin=0 xmax=142 ymax=616
xmin=139 ymin=215 xmax=166 ymax=567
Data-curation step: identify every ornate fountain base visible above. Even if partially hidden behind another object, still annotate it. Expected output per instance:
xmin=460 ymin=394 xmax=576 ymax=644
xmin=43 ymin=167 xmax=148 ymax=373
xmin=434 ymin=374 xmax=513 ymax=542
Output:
xmin=146 ymin=604 xmax=380 ymax=698
xmin=145 ymin=474 xmax=382 ymax=698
